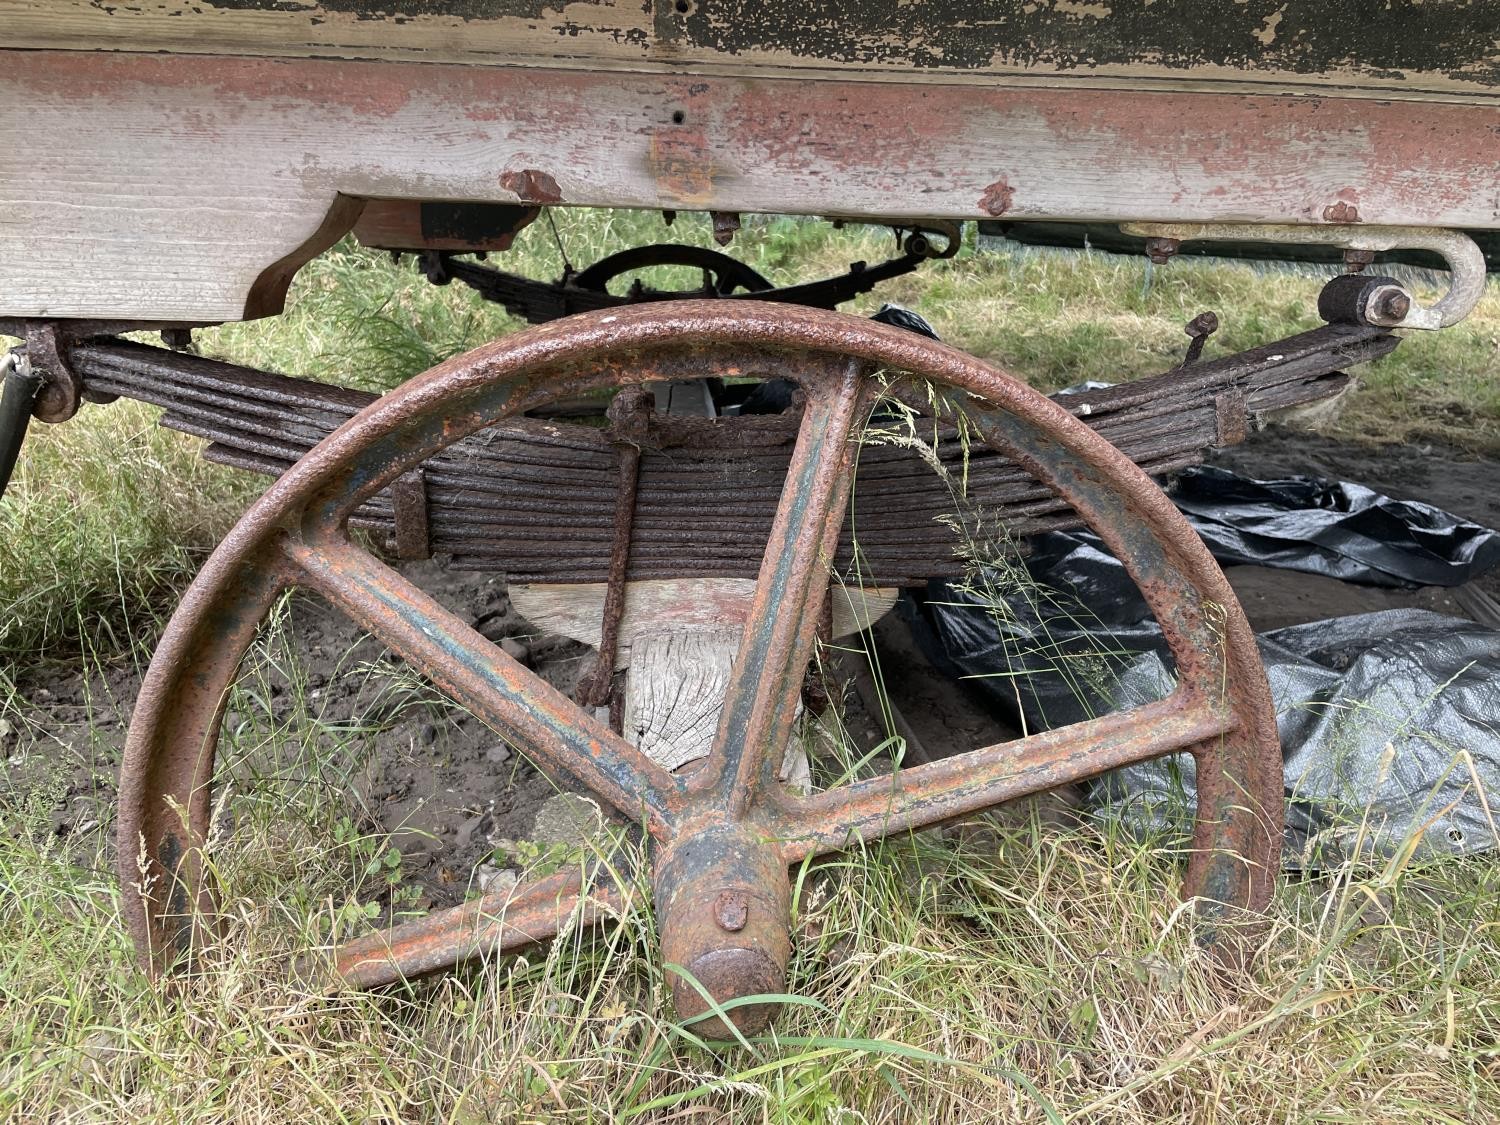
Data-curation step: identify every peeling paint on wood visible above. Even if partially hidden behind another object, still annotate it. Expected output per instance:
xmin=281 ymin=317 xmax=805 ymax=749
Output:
xmin=4 ymin=1 xmax=1499 ymax=99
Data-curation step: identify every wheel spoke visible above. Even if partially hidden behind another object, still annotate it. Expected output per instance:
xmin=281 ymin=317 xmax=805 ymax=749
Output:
xmin=333 ymin=869 xmax=626 ymax=988
xmin=702 ymin=361 xmax=868 ymax=815
xmin=282 ymin=533 xmax=682 ymax=837
xmin=771 ymin=690 xmax=1233 ymax=862
xmin=1183 ymin=731 xmax=1282 ymax=927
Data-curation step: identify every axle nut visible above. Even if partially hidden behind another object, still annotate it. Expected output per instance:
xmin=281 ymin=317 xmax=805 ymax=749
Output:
xmin=1367 ymin=286 xmax=1412 ymax=325
xmin=1317 ymin=273 xmax=1413 ymax=328
xmin=1144 ymin=236 xmax=1181 ymax=266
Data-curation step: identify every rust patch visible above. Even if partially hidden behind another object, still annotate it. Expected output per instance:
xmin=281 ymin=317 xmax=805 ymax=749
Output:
xmin=979 ymin=178 xmax=1015 ymax=216
xmin=499 ymin=169 xmax=563 ymax=204
xmin=1322 ymin=200 xmax=1362 ymax=222
xmin=648 ymin=129 xmax=716 ymax=205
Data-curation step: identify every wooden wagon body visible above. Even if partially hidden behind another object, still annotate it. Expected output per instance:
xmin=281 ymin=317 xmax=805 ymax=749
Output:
xmin=2 ymin=1 xmax=1498 ymax=323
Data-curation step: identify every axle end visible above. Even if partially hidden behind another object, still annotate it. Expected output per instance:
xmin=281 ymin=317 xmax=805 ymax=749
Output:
xmin=654 ymin=823 xmax=791 ymax=1040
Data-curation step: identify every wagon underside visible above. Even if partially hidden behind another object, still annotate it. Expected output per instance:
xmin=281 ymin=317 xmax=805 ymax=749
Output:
xmin=2 ymin=1 xmax=1499 ymax=323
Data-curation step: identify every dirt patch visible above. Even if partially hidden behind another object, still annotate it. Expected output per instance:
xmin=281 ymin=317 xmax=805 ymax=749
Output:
xmin=7 ymin=427 xmax=1498 ymax=915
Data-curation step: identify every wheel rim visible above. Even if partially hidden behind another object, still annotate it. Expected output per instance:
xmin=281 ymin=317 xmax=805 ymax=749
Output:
xmin=117 ymin=300 xmax=1281 ymax=1036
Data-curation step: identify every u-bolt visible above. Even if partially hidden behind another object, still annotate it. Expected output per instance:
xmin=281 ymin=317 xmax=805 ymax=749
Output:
xmin=1123 ymin=223 xmax=1488 ymax=330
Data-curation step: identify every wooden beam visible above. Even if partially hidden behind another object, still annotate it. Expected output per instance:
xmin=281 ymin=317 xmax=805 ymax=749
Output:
xmin=3 ymin=49 xmax=1499 ymax=320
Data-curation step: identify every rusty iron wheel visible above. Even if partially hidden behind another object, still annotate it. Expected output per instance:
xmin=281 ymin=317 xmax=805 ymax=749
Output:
xmin=117 ymin=300 xmax=1282 ymax=1038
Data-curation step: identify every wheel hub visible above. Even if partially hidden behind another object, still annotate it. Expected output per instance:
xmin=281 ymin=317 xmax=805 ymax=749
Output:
xmin=654 ymin=821 xmax=792 ymax=1038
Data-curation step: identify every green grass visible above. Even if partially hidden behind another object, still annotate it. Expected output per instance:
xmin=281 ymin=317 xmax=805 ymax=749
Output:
xmin=2 ymin=211 xmax=1499 ymax=1121
xmin=4 ymin=697 xmax=1497 ymax=1121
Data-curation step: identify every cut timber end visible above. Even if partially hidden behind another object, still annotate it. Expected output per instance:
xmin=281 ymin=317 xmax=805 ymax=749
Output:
xmin=623 ymin=628 xmax=812 ymax=785
xmin=623 ymin=629 xmax=737 ymax=772
xmin=509 ymin=578 xmax=898 ymax=671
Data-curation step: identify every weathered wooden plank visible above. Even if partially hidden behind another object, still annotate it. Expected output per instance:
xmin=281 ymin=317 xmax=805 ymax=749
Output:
xmin=3 ymin=49 xmax=1498 ymax=321
xmin=4 ymin=2 xmax=1497 ymax=98
xmin=509 ymin=578 xmax=898 ymax=668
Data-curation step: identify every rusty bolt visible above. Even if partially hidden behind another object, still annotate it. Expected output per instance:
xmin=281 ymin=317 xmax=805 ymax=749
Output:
xmin=714 ymin=890 xmax=749 ymax=932
xmin=1181 ymin=311 xmax=1220 ymax=366
xmin=711 ymin=211 xmax=741 ymax=246
xmin=1144 ymin=237 xmax=1181 ymax=266
xmin=1184 ymin=311 xmax=1219 ymax=339
xmin=978 ymin=178 xmax=1015 ymax=216
xmin=1342 ymin=248 xmax=1376 ymax=274
xmin=605 ymin=383 xmax=656 ymax=443
xmin=1365 ymin=285 xmax=1412 ymax=325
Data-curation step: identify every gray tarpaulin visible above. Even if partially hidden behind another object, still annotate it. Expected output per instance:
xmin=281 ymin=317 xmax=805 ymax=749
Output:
xmin=1098 ymin=609 xmax=1500 ymax=866
xmin=1172 ymin=464 xmax=1500 ymax=589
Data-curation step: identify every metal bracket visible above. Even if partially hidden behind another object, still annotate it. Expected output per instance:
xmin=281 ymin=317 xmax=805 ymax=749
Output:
xmin=575 ymin=385 xmax=654 ymax=710
xmin=22 ymin=323 xmax=84 ymax=422
xmin=390 ymin=468 xmax=431 ymax=561
xmin=0 ymin=347 xmax=43 ymax=499
xmin=1122 ymin=223 xmax=1488 ymax=330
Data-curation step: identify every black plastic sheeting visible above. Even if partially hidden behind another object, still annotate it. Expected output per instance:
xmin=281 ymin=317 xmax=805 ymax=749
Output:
xmin=910 ymin=470 xmax=1500 ymax=866
xmin=1174 ymin=465 xmax=1500 ymax=589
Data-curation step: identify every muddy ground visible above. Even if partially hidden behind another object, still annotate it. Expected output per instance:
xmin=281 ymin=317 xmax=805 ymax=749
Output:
xmin=6 ymin=426 xmax=1498 ymax=913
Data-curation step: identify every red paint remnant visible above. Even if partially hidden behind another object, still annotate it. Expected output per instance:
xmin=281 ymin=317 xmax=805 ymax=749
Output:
xmin=11 ymin=50 xmax=411 ymax=117
xmin=500 ymin=169 xmax=563 ymax=204
xmin=979 ymin=178 xmax=1015 ymax=216
xmin=1322 ymin=200 xmax=1362 ymax=222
